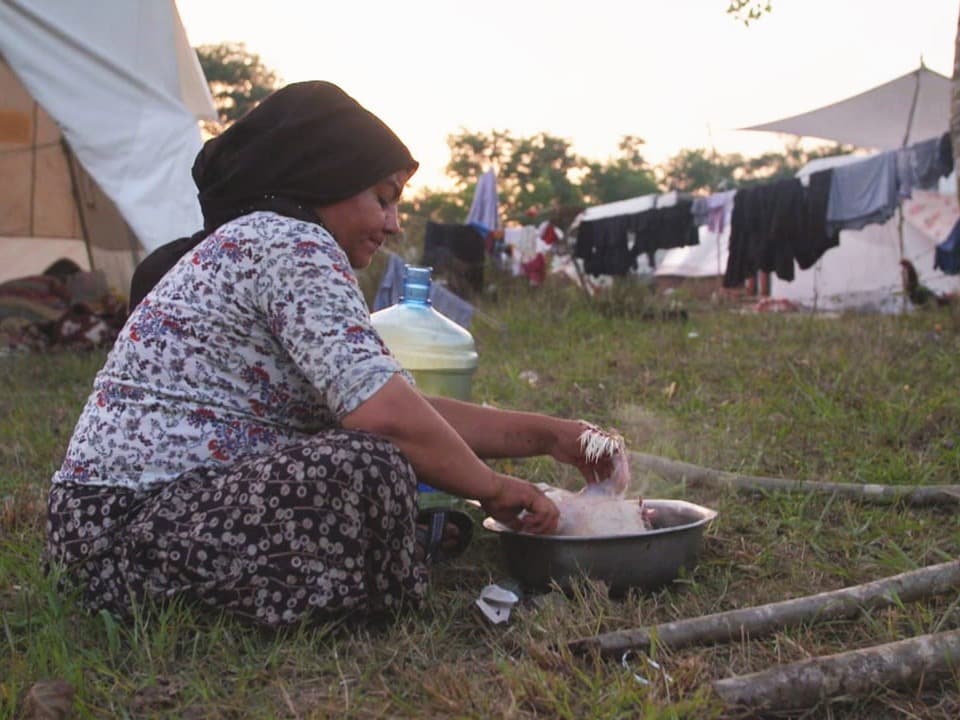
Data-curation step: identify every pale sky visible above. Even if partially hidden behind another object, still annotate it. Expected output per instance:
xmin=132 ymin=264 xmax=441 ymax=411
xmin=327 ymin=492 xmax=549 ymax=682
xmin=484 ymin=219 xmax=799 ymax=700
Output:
xmin=175 ymin=0 xmax=957 ymax=192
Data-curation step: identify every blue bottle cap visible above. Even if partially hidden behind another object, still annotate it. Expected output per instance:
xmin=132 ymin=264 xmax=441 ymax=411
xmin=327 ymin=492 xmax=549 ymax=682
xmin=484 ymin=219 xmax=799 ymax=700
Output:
xmin=401 ymin=265 xmax=432 ymax=306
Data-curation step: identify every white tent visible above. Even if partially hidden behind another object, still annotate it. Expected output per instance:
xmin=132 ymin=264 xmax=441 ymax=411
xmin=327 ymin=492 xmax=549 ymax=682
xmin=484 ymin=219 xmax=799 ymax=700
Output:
xmin=0 ymin=0 xmax=216 ymax=293
xmin=741 ymin=66 xmax=950 ymax=151
xmin=655 ymin=224 xmax=730 ymax=279
xmin=575 ymin=190 xmax=681 ymax=224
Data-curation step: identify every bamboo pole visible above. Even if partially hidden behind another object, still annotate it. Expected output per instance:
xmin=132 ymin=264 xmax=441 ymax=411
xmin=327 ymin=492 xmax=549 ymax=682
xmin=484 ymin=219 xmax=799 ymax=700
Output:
xmin=711 ymin=629 xmax=960 ymax=711
xmin=629 ymin=451 xmax=960 ymax=507
xmin=569 ymin=559 xmax=960 ymax=657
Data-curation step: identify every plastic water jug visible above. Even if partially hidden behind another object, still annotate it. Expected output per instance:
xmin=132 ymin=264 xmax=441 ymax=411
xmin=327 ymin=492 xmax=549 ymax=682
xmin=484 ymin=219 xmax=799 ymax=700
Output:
xmin=370 ymin=265 xmax=479 ymax=506
xmin=370 ymin=265 xmax=478 ymax=400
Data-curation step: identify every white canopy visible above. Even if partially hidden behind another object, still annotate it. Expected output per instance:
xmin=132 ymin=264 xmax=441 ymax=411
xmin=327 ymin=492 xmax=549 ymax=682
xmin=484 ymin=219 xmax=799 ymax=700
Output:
xmin=741 ymin=66 xmax=950 ymax=151
xmin=0 ymin=0 xmax=215 ymax=290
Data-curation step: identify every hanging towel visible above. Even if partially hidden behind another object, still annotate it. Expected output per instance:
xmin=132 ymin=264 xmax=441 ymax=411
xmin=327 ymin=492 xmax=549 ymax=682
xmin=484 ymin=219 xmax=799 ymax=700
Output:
xmin=826 ymin=151 xmax=899 ymax=234
xmin=896 ymin=133 xmax=955 ymax=198
xmin=575 ymin=199 xmax=699 ymax=276
xmin=724 ymin=179 xmax=807 ymax=287
xmin=706 ymin=190 xmax=736 ymax=233
xmin=796 ymin=169 xmax=839 ymax=270
xmin=465 ymin=170 xmax=499 ymax=236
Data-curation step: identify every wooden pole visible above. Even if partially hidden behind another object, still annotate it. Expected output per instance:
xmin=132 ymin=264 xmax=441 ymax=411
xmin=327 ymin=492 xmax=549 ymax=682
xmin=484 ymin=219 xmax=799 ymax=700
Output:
xmin=712 ymin=629 xmax=960 ymax=712
xmin=569 ymin=559 xmax=960 ymax=657
xmin=629 ymin=451 xmax=960 ymax=507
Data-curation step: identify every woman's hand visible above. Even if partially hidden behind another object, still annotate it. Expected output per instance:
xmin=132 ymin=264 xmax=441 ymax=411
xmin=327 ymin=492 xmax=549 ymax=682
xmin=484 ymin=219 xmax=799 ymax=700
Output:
xmin=480 ymin=472 xmax=559 ymax=534
xmin=547 ymin=419 xmax=616 ymax=485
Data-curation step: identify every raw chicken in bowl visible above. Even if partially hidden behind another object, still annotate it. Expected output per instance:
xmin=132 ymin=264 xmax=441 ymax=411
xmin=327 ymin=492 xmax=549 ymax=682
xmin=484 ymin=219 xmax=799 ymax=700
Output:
xmin=544 ymin=425 xmax=655 ymax=537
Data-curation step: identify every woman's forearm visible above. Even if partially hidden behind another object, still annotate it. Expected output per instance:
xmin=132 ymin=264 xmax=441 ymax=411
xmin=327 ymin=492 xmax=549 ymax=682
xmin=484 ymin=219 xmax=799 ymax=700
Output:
xmin=426 ymin=395 xmax=576 ymax=459
xmin=341 ymin=375 xmax=504 ymax=500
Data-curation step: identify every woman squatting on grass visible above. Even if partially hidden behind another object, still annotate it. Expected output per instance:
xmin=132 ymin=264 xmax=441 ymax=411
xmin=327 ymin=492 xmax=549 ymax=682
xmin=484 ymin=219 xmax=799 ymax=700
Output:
xmin=44 ymin=81 xmax=612 ymax=627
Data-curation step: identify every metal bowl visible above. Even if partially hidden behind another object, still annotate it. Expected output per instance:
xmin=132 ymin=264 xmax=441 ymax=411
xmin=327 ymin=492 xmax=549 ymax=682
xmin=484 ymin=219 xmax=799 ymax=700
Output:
xmin=482 ymin=498 xmax=718 ymax=596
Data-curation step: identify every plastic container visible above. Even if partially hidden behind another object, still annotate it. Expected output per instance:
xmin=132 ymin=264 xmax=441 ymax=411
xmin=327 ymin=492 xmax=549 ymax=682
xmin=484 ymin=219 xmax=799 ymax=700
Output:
xmin=371 ymin=265 xmax=478 ymax=399
xmin=370 ymin=265 xmax=479 ymax=507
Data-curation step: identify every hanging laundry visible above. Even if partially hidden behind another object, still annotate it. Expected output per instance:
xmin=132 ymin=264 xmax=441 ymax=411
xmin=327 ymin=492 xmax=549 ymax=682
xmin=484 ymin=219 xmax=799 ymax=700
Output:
xmin=724 ymin=179 xmax=808 ymax=287
xmin=826 ymin=151 xmax=899 ymax=234
xmin=503 ymin=226 xmax=539 ymax=277
xmin=537 ymin=219 xmax=563 ymax=246
xmin=691 ymin=196 xmax=710 ymax=228
xmin=465 ymin=169 xmax=499 ymax=236
xmin=634 ymin=200 xmax=700 ymax=261
xmin=575 ymin=198 xmax=699 ymax=276
xmin=797 ymin=169 xmax=840 ymax=269
xmin=903 ymin=188 xmax=960 ymax=241
xmin=706 ymin=190 xmax=737 ymax=234
xmin=934 ymin=217 xmax=960 ymax=275
xmin=575 ymin=215 xmax=636 ymax=275
xmin=421 ymin=222 xmax=485 ymax=296
xmin=896 ymin=133 xmax=954 ymax=198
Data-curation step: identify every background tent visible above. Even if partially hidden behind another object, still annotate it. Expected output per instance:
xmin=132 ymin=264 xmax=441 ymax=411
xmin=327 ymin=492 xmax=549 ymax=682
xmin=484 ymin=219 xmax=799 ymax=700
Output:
xmin=741 ymin=66 xmax=950 ymax=150
xmin=741 ymin=64 xmax=957 ymax=312
xmin=654 ymin=224 xmax=730 ymax=298
xmin=0 ymin=0 xmax=216 ymax=294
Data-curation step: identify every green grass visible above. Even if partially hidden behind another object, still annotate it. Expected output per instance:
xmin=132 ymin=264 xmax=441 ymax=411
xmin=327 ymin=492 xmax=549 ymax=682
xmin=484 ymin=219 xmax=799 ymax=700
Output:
xmin=3 ymin=268 xmax=960 ymax=718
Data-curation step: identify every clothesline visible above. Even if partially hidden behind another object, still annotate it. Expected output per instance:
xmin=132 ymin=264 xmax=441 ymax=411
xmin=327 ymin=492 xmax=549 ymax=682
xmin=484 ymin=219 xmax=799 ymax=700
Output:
xmin=569 ymin=131 xmax=956 ymax=286
xmin=722 ymin=132 xmax=954 ymax=287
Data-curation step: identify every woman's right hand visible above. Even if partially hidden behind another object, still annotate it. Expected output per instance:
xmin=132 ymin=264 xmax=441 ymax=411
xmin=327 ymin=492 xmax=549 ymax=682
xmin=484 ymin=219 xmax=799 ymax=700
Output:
xmin=480 ymin=472 xmax=559 ymax=535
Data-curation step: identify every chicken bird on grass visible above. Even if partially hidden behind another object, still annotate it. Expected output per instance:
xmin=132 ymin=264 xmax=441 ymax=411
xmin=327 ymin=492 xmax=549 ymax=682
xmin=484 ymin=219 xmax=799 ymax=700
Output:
xmin=542 ymin=425 xmax=656 ymax=537
xmin=900 ymin=259 xmax=956 ymax=307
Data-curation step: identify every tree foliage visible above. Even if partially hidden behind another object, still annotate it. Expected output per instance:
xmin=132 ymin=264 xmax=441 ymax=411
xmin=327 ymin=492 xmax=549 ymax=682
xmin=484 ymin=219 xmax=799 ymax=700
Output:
xmin=438 ymin=129 xmax=587 ymax=225
xmin=580 ymin=136 xmax=660 ymax=206
xmin=406 ymin=123 xmax=846 ymax=230
xmin=657 ymin=142 xmax=851 ymax=195
xmin=195 ymin=42 xmax=281 ymax=131
xmin=726 ymin=0 xmax=772 ymax=26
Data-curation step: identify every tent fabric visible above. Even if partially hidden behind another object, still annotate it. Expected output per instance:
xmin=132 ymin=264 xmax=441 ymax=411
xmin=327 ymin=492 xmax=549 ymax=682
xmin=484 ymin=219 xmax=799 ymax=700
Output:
xmin=577 ymin=191 xmax=680 ymax=223
xmin=656 ymin=224 xmax=730 ymax=278
xmin=0 ymin=0 xmax=215 ymax=280
xmin=769 ymin=207 xmax=958 ymax=313
xmin=741 ymin=67 xmax=950 ymax=151
xmin=0 ymin=57 xmax=139 ymax=289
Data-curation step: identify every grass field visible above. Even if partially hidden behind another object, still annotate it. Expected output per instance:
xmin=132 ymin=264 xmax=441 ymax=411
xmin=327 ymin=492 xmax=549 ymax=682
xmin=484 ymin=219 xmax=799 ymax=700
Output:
xmin=2 ymin=267 xmax=960 ymax=718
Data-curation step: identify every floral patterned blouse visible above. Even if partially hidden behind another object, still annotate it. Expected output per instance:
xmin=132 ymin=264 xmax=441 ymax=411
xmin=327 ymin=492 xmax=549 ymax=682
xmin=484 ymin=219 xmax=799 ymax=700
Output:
xmin=52 ymin=212 xmax=405 ymax=491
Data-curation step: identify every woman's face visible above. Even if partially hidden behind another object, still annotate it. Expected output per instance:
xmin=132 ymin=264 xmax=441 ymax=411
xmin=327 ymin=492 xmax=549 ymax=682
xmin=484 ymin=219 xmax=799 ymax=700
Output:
xmin=315 ymin=171 xmax=408 ymax=269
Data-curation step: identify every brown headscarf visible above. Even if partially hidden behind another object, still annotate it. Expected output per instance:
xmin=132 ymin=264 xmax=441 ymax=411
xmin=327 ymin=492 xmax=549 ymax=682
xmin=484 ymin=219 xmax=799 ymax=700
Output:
xmin=129 ymin=81 xmax=417 ymax=308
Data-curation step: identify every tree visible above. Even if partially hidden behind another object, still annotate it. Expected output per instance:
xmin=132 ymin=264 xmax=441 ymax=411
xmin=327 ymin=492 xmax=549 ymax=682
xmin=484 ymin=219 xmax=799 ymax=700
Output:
xmin=580 ymin=135 xmax=660 ymax=205
xmin=726 ymin=0 xmax=772 ymax=26
xmin=400 ymin=187 xmax=472 ymax=225
xmin=195 ymin=42 xmax=280 ymax=131
xmin=659 ymin=148 xmax=739 ymax=194
xmin=443 ymin=129 xmax=585 ymax=224
xmin=501 ymin=132 xmax=584 ymax=220
xmin=658 ymin=141 xmax=851 ymax=194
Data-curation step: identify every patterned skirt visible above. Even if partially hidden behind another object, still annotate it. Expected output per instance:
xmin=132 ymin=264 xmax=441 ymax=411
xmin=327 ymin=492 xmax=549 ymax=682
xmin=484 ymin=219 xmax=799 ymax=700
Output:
xmin=46 ymin=429 xmax=428 ymax=626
